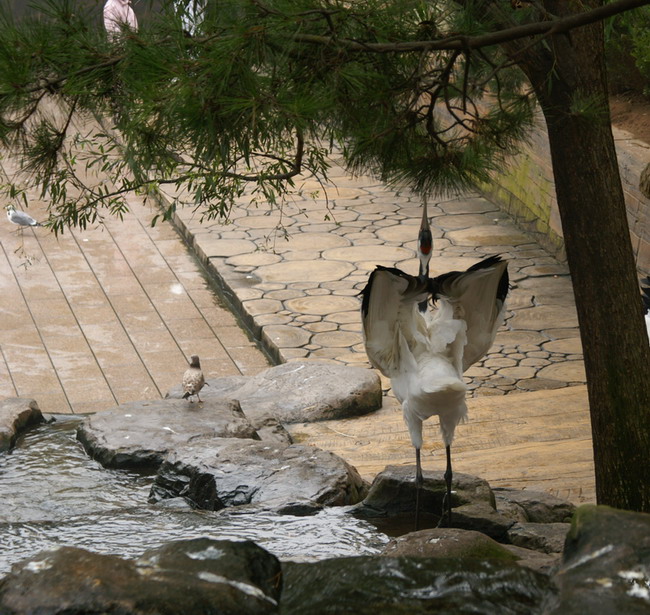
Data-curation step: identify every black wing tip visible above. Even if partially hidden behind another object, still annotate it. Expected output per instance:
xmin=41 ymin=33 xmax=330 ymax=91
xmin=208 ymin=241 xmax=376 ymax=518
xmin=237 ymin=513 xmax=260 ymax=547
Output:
xmin=360 ymin=265 xmax=408 ymax=316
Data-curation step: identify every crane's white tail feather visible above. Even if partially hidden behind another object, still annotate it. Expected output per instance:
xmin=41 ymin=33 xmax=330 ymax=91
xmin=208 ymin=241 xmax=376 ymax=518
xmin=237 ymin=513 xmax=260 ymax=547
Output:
xmin=434 ymin=257 xmax=508 ymax=371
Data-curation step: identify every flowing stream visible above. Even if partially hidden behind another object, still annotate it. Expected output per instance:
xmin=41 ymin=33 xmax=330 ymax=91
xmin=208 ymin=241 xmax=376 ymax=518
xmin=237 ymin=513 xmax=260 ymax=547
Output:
xmin=0 ymin=416 xmax=389 ymax=575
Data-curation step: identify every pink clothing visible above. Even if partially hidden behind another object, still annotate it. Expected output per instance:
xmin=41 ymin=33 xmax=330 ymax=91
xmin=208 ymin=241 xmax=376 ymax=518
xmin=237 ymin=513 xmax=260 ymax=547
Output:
xmin=103 ymin=0 xmax=138 ymax=37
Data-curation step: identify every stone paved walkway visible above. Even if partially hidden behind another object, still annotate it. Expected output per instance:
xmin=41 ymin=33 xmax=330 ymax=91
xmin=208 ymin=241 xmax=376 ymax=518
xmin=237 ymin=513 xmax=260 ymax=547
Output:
xmin=161 ymin=160 xmax=586 ymax=397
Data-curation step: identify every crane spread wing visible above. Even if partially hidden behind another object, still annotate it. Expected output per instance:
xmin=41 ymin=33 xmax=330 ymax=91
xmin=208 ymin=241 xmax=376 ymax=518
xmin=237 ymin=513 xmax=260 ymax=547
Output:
xmin=360 ymin=266 xmax=431 ymax=377
xmin=360 ymin=265 xmax=469 ymax=448
xmin=433 ymin=255 xmax=509 ymax=371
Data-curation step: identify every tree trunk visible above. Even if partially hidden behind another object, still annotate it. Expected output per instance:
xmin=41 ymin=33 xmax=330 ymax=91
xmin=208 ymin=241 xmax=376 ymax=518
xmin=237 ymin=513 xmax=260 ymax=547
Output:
xmin=505 ymin=3 xmax=650 ymax=510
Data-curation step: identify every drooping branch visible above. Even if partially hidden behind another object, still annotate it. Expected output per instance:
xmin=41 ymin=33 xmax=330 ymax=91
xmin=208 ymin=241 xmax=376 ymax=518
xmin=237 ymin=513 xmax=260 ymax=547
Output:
xmin=290 ymin=0 xmax=650 ymax=53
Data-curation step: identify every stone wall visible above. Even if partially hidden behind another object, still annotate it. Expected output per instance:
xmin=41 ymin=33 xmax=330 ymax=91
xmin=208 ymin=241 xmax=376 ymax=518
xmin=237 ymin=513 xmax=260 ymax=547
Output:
xmin=479 ymin=117 xmax=650 ymax=277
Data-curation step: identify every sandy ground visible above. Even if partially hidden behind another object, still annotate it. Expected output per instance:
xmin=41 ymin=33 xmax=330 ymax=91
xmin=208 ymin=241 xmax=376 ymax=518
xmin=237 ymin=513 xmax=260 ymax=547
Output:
xmin=610 ymin=92 xmax=650 ymax=144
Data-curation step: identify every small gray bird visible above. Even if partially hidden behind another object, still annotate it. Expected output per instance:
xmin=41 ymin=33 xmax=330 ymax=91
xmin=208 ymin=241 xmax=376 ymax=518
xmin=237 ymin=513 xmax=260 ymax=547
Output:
xmin=6 ymin=205 xmax=41 ymax=230
xmin=182 ymin=355 xmax=206 ymax=403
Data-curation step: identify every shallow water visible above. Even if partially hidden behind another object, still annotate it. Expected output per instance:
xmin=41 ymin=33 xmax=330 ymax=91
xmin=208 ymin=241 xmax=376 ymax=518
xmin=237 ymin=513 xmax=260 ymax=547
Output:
xmin=0 ymin=417 xmax=389 ymax=575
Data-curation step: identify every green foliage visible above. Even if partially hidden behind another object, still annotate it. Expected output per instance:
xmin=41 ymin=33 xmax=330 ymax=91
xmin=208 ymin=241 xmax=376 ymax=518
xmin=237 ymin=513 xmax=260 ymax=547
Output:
xmin=0 ymin=0 xmax=537 ymax=232
xmin=604 ymin=3 xmax=650 ymax=96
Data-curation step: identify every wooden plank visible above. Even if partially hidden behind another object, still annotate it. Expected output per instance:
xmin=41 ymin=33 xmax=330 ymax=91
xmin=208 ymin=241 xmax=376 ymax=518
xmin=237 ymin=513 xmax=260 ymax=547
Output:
xmin=288 ymin=385 xmax=595 ymax=505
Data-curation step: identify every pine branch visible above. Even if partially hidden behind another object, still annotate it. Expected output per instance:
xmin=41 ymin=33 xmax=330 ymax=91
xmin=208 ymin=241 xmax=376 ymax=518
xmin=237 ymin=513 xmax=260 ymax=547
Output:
xmin=290 ymin=0 xmax=650 ymax=53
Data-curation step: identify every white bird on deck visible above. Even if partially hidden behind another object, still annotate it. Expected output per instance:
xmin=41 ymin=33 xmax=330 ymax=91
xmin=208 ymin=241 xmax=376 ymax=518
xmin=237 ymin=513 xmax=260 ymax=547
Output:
xmin=6 ymin=205 xmax=41 ymax=231
xmin=360 ymin=199 xmax=509 ymax=528
xmin=182 ymin=355 xmax=206 ymax=403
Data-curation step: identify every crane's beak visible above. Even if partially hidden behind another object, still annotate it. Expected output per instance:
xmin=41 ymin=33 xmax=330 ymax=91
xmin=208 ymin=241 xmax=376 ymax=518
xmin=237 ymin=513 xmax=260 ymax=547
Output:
xmin=418 ymin=197 xmax=432 ymax=277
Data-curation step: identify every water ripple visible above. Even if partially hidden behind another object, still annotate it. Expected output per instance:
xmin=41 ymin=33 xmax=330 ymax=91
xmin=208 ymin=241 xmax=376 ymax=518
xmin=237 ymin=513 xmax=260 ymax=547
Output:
xmin=0 ymin=417 xmax=388 ymax=575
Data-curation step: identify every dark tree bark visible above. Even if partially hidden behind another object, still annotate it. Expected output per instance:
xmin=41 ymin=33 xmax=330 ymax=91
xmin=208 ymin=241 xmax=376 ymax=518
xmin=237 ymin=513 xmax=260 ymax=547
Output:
xmin=492 ymin=0 xmax=650 ymax=510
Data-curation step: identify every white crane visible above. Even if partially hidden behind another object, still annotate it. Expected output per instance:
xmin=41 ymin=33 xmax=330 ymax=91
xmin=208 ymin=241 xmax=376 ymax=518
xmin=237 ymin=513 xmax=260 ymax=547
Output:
xmin=360 ymin=199 xmax=509 ymax=528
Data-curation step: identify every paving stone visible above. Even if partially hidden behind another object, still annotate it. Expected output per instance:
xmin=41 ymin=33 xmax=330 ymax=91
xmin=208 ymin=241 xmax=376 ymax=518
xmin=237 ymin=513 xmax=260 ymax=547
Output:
xmin=498 ymin=366 xmax=538 ymax=380
xmin=447 ymin=226 xmax=531 ymax=246
xmin=543 ymin=338 xmax=583 ymax=355
xmin=484 ymin=358 xmax=517 ymax=369
xmin=262 ymin=325 xmax=311 ymax=348
xmin=285 ymin=295 xmax=360 ymax=316
xmin=278 ymin=232 xmax=351 ymax=251
xmin=295 ymin=314 xmax=322 ymax=323
xmin=325 ymin=311 xmax=361 ymax=324
xmin=303 ymin=321 xmax=337 ymax=333
xmin=226 ymin=252 xmax=282 ymax=267
xmin=242 ymin=298 xmax=284 ymax=316
xmin=509 ymin=306 xmax=579 ymax=330
xmin=323 ymin=245 xmax=414 ymax=264
xmin=257 ymin=260 xmax=354 ymax=283
xmin=520 ymin=358 xmax=551 ymax=367
xmin=433 ymin=214 xmax=497 ymax=230
xmin=537 ymin=362 xmax=587 ymax=383
xmin=311 ymin=331 xmax=363 ymax=348
xmin=203 ymin=238 xmax=257 ymax=257
xmin=255 ymin=314 xmax=292 ymax=326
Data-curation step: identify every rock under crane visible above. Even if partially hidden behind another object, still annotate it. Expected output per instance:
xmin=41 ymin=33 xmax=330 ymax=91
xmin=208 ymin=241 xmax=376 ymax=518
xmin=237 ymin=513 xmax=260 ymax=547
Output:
xmin=360 ymin=199 xmax=509 ymax=528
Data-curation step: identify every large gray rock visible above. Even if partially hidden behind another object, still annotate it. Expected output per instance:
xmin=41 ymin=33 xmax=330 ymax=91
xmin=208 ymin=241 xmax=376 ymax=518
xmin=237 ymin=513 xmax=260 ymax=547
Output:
xmin=352 ymin=465 xmax=514 ymax=541
xmin=548 ymin=505 xmax=650 ymax=615
xmin=503 ymin=545 xmax=561 ymax=575
xmin=0 ymin=539 xmax=281 ymax=615
xmin=150 ymin=438 xmax=369 ymax=509
xmin=494 ymin=487 xmax=576 ymax=523
xmin=77 ymin=398 xmax=259 ymax=470
xmin=507 ymin=522 xmax=570 ymax=554
xmin=0 ymin=398 xmax=44 ymax=452
xmin=280 ymin=556 xmax=555 ymax=614
xmin=167 ymin=360 xmax=382 ymax=423
xmin=381 ymin=528 xmax=519 ymax=562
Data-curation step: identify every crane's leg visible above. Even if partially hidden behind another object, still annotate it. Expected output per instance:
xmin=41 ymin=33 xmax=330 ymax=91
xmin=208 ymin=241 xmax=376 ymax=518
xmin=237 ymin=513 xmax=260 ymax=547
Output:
xmin=437 ymin=445 xmax=453 ymax=527
xmin=415 ymin=447 xmax=423 ymax=531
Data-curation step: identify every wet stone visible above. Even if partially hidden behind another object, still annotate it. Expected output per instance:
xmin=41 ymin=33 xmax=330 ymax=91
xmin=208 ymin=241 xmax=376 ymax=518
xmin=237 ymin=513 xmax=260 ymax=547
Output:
xmin=76 ymin=398 xmax=259 ymax=471
xmin=150 ymin=437 xmax=368 ymax=509
xmin=352 ymin=465 xmax=513 ymax=541
xmin=167 ymin=360 xmax=382 ymax=424
xmin=381 ymin=528 xmax=518 ymax=562
xmin=0 ymin=398 xmax=44 ymax=453
xmin=0 ymin=539 xmax=281 ymax=615
xmin=549 ymin=505 xmax=650 ymax=615
xmin=508 ymin=522 xmax=570 ymax=555
xmin=281 ymin=555 xmax=553 ymax=614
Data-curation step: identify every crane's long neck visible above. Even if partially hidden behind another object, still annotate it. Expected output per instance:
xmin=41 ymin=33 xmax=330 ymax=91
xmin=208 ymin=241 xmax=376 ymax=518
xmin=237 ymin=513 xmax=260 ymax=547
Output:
xmin=418 ymin=198 xmax=433 ymax=312
xmin=418 ymin=198 xmax=432 ymax=277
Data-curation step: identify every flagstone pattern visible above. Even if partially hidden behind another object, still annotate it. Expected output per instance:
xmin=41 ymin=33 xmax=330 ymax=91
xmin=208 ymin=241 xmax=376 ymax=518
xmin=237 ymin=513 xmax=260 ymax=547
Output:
xmin=163 ymin=161 xmax=585 ymax=398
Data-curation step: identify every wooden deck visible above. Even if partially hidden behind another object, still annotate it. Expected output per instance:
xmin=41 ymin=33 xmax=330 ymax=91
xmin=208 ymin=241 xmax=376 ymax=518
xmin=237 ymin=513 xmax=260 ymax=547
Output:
xmin=288 ymin=385 xmax=595 ymax=506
